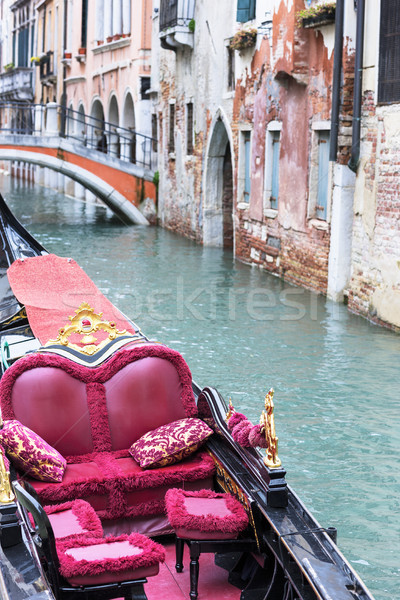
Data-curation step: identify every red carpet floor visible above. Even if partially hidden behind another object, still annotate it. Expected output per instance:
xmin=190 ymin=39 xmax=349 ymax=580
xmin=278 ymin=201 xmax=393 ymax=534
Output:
xmin=146 ymin=540 xmax=241 ymax=600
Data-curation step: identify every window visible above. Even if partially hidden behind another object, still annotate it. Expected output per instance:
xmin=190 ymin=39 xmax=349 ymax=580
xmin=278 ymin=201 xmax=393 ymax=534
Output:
xmin=140 ymin=77 xmax=151 ymax=99
xmin=81 ymin=0 xmax=88 ymax=48
xmin=316 ymin=131 xmax=330 ymax=220
xmin=308 ymin=125 xmax=331 ymax=221
xmin=186 ymin=102 xmax=193 ymax=155
xmin=227 ymin=45 xmax=235 ymax=91
xmin=243 ymin=130 xmax=251 ymax=202
xmin=237 ymin=0 xmax=256 ymax=23
xmin=378 ymin=0 xmax=400 ymax=103
xmin=264 ymin=123 xmax=281 ymax=212
xmin=169 ymin=103 xmax=175 ymax=153
xmin=151 ymin=114 xmax=158 ymax=152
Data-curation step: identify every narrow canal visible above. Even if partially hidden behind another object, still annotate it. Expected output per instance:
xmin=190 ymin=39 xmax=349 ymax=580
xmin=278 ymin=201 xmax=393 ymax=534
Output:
xmin=2 ymin=175 xmax=399 ymax=600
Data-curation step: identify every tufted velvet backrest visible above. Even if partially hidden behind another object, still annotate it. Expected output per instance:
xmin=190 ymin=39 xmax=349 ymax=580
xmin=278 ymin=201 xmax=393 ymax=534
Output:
xmin=0 ymin=345 xmax=198 ymax=457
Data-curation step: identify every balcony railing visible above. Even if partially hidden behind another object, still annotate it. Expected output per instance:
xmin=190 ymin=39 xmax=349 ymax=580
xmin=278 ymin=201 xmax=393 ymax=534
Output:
xmin=160 ymin=0 xmax=194 ymax=29
xmin=0 ymin=68 xmax=33 ymax=102
xmin=0 ymin=102 xmax=157 ymax=170
xmin=159 ymin=0 xmax=195 ymax=49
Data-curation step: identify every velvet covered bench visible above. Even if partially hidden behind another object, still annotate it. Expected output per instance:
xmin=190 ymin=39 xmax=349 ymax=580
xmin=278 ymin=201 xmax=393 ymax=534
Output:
xmin=0 ymin=343 xmax=216 ymax=536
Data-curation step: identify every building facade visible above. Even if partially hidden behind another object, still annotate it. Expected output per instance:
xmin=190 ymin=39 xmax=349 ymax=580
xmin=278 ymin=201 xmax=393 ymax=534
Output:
xmin=62 ymin=0 xmax=153 ymax=164
xmin=152 ymin=0 xmax=400 ymax=331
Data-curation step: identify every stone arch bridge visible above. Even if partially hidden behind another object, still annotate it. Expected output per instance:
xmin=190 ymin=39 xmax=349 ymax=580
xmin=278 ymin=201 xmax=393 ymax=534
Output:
xmin=0 ymin=103 xmax=157 ymax=225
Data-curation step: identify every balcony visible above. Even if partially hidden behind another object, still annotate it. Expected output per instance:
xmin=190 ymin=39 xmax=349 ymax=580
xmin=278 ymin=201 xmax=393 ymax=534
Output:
xmin=39 ymin=51 xmax=57 ymax=85
xmin=0 ymin=67 xmax=34 ymax=101
xmin=159 ymin=0 xmax=195 ymax=50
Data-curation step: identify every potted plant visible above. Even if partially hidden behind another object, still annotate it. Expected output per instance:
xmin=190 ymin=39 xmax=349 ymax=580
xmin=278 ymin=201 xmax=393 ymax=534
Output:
xmin=106 ymin=36 xmax=113 ymax=43
xmin=229 ymin=27 xmax=257 ymax=51
xmin=4 ymin=62 xmax=14 ymax=72
xmin=78 ymin=47 xmax=86 ymax=55
xmin=297 ymin=1 xmax=336 ymax=28
xmin=64 ymin=51 xmax=72 ymax=59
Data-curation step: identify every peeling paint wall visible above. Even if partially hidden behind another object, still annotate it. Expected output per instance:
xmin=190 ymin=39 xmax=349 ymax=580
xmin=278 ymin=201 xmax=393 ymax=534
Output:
xmin=348 ymin=3 xmax=400 ymax=331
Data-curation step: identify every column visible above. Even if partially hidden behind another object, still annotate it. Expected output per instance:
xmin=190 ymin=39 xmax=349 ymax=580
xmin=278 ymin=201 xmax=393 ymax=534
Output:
xmin=45 ymin=102 xmax=58 ymax=135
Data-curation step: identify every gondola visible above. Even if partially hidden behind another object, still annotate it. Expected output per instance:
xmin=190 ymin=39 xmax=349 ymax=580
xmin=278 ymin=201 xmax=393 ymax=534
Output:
xmin=0 ymin=192 xmax=375 ymax=600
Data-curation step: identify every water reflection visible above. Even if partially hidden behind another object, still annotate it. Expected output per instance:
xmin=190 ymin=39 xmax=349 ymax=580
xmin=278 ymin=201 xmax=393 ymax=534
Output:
xmin=2 ymin=175 xmax=400 ymax=600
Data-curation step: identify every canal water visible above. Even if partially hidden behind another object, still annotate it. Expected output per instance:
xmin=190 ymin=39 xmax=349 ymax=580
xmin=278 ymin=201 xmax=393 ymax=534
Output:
xmin=1 ymin=175 xmax=399 ymax=600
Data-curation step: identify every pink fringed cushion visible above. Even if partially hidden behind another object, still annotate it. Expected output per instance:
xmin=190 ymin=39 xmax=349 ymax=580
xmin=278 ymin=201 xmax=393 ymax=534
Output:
xmin=0 ymin=420 xmax=66 ymax=482
xmin=57 ymin=533 xmax=165 ymax=586
xmin=129 ymin=418 xmax=213 ymax=469
xmin=165 ymin=488 xmax=249 ymax=540
xmin=45 ymin=500 xmax=103 ymax=541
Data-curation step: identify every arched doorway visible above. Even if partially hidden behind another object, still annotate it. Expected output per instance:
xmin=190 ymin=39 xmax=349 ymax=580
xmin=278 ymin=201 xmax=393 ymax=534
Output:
xmin=122 ymin=92 xmax=136 ymax=163
xmin=108 ymin=95 xmax=120 ymax=158
xmin=89 ymin=99 xmax=106 ymax=153
xmin=204 ymin=116 xmax=233 ymax=247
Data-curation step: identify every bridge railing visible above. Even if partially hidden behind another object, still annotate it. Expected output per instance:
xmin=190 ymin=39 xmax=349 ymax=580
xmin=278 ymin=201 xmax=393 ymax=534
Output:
xmin=0 ymin=102 xmax=157 ymax=171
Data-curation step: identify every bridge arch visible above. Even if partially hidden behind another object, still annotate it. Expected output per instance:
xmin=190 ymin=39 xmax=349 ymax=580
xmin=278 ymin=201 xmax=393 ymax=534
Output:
xmin=0 ymin=145 xmax=149 ymax=225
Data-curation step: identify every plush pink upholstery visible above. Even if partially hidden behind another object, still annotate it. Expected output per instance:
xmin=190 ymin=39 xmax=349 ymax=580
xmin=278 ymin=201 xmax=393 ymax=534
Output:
xmin=57 ymin=533 xmax=164 ymax=586
xmin=0 ymin=344 xmax=215 ymax=530
xmin=45 ymin=499 xmax=103 ymax=541
xmin=165 ymin=489 xmax=249 ymax=540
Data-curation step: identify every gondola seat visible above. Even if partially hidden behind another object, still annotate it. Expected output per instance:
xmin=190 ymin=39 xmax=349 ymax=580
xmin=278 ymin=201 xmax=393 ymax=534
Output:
xmin=0 ymin=344 xmax=216 ymax=536
xmin=13 ymin=481 xmax=165 ymax=600
xmin=165 ymin=488 xmax=255 ymax=599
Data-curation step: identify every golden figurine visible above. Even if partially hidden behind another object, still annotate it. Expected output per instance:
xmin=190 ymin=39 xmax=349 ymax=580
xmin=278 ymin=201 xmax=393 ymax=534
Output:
xmin=0 ymin=445 xmax=15 ymax=504
xmin=260 ymin=388 xmax=281 ymax=469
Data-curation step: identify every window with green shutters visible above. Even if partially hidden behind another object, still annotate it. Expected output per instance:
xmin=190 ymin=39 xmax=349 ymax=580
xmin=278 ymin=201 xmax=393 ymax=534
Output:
xmin=237 ymin=0 xmax=256 ymax=23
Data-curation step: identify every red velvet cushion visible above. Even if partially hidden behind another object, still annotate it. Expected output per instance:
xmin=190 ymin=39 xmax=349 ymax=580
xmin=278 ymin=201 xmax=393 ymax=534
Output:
xmin=57 ymin=533 xmax=165 ymax=586
xmin=129 ymin=418 xmax=213 ymax=468
xmin=165 ymin=489 xmax=249 ymax=540
xmin=45 ymin=500 xmax=103 ymax=541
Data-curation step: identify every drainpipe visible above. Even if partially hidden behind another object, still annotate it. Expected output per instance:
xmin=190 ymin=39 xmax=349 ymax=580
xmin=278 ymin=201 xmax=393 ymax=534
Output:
xmin=60 ymin=0 xmax=68 ymax=137
xmin=348 ymin=0 xmax=366 ymax=173
xmin=329 ymin=0 xmax=345 ymax=161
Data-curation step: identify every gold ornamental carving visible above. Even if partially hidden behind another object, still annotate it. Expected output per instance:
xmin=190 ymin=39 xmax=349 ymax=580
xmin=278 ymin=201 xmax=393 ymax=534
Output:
xmin=209 ymin=452 xmax=260 ymax=550
xmin=45 ymin=302 xmax=127 ymax=356
xmin=0 ymin=446 xmax=14 ymax=504
xmin=260 ymin=388 xmax=281 ymax=469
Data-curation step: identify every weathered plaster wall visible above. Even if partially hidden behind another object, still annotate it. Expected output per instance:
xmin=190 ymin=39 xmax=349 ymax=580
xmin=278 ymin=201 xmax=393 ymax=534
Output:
xmin=348 ymin=2 xmax=400 ymax=331
xmin=155 ymin=1 xmax=237 ymax=242
xmin=234 ymin=0 xmax=336 ymax=294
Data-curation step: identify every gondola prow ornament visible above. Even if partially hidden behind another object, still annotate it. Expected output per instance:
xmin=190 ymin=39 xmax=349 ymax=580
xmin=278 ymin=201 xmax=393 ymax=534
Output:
xmin=225 ymin=387 xmax=281 ymax=468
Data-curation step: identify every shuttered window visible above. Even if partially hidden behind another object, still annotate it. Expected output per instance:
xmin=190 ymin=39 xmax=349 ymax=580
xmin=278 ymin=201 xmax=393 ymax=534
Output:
xmin=169 ymin=103 xmax=175 ymax=153
xmin=81 ymin=0 xmax=88 ymax=48
xmin=316 ymin=131 xmax=330 ymax=220
xmin=186 ymin=102 xmax=193 ymax=155
xmin=378 ymin=0 xmax=400 ymax=103
xmin=237 ymin=0 xmax=256 ymax=23
xmin=244 ymin=131 xmax=251 ymax=202
xmin=270 ymin=132 xmax=280 ymax=209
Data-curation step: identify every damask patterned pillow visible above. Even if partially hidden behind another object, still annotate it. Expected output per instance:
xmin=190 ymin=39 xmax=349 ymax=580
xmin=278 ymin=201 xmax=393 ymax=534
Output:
xmin=0 ymin=420 xmax=66 ymax=482
xmin=129 ymin=418 xmax=213 ymax=469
